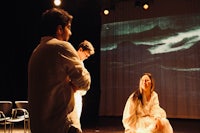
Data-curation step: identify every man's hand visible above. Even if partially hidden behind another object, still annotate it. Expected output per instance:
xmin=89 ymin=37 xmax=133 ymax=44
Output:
xmin=66 ymin=76 xmax=78 ymax=92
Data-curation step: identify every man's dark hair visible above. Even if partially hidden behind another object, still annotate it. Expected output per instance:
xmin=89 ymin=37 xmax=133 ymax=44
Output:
xmin=40 ymin=8 xmax=73 ymax=37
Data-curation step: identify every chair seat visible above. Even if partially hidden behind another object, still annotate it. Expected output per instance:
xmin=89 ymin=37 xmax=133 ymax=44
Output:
xmin=17 ymin=115 xmax=29 ymax=119
xmin=0 ymin=117 xmax=10 ymax=121
xmin=7 ymin=117 xmax=25 ymax=122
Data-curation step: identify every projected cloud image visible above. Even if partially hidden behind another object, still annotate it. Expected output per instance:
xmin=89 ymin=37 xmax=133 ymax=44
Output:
xmin=101 ymin=14 xmax=200 ymax=54
xmin=100 ymin=13 xmax=200 ymax=118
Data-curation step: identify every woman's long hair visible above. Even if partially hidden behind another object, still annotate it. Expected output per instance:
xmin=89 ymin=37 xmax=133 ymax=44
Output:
xmin=132 ymin=73 xmax=155 ymax=105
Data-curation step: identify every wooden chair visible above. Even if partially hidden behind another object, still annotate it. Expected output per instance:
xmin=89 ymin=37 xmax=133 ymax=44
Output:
xmin=0 ymin=101 xmax=13 ymax=133
xmin=14 ymin=101 xmax=30 ymax=133
xmin=7 ymin=108 xmax=29 ymax=133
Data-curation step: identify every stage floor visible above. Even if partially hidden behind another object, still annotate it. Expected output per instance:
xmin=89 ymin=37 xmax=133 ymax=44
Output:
xmin=82 ymin=117 xmax=200 ymax=133
xmin=0 ymin=117 xmax=200 ymax=133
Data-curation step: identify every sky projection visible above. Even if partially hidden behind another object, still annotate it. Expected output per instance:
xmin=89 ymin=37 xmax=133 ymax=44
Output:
xmin=101 ymin=14 xmax=200 ymax=54
xmin=100 ymin=13 xmax=200 ymax=118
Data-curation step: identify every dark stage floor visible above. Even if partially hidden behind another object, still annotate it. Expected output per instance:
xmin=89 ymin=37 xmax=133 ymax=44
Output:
xmin=0 ymin=116 xmax=200 ymax=133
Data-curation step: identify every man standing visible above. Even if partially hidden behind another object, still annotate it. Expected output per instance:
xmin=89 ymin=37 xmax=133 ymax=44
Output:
xmin=28 ymin=8 xmax=91 ymax=133
xmin=67 ymin=40 xmax=95 ymax=133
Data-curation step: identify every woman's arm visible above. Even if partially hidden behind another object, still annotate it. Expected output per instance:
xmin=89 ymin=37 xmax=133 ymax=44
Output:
xmin=150 ymin=92 xmax=166 ymax=118
xmin=122 ymin=93 xmax=138 ymax=133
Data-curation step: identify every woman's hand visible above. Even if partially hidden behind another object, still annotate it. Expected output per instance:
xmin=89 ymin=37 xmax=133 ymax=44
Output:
xmin=154 ymin=118 xmax=163 ymax=131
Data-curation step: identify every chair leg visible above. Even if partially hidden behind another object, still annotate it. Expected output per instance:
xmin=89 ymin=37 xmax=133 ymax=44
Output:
xmin=24 ymin=119 xmax=30 ymax=133
xmin=4 ymin=123 xmax=12 ymax=133
xmin=4 ymin=123 xmax=6 ymax=133
xmin=10 ymin=123 xmax=14 ymax=133
xmin=24 ymin=120 xmax=26 ymax=133
xmin=28 ymin=119 xmax=31 ymax=133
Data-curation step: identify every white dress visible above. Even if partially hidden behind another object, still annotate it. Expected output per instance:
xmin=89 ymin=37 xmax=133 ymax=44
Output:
xmin=122 ymin=91 xmax=173 ymax=133
xmin=68 ymin=90 xmax=86 ymax=132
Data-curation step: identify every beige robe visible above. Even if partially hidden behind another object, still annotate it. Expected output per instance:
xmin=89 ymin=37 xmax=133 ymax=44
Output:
xmin=122 ymin=91 xmax=173 ymax=133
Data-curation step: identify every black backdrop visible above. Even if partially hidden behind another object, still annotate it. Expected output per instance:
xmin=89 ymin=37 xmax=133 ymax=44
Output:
xmin=2 ymin=0 xmax=101 ymax=126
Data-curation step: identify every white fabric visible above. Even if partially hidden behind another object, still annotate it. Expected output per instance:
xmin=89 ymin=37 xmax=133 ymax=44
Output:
xmin=68 ymin=90 xmax=87 ymax=132
xmin=122 ymin=91 xmax=173 ymax=133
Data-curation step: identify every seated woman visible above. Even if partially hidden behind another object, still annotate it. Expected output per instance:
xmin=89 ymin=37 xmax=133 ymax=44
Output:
xmin=122 ymin=73 xmax=173 ymax=133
